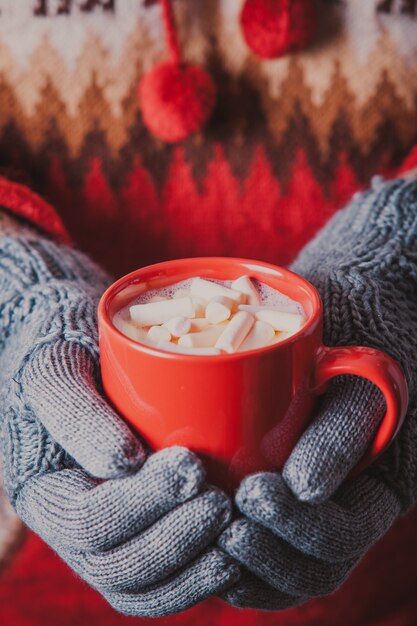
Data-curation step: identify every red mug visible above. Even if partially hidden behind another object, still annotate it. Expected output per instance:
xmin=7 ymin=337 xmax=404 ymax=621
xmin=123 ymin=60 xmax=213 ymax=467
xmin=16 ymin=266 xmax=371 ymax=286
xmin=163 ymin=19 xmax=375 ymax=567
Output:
xmin=98 ymin=257 xmax=408 ymax=489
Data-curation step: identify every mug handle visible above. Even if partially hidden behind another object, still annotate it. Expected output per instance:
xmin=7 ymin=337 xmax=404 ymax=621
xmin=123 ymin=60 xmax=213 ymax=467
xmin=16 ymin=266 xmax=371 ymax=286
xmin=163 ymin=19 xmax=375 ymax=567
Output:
xmin=312 ymin=346 xmax=409 ymax=474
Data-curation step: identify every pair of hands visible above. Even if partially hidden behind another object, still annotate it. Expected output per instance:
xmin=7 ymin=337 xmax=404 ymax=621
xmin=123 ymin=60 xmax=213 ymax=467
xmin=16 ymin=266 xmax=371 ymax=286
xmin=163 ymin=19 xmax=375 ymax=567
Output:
xmin=1 ymin=178 xmax=417 ymax=616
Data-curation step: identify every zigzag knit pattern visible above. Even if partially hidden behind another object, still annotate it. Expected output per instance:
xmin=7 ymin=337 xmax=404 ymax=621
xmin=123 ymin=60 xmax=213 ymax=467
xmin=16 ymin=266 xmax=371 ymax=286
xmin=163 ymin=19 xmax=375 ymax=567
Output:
xmin=0 ymin=2 xmax=416 ymax=276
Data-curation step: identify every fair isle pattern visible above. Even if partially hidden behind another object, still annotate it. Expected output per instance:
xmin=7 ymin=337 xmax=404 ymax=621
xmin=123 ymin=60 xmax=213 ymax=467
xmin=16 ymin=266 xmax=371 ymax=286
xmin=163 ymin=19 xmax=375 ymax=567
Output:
xmin=0 ymin=0 xmax=416 ymax=277
xmin=0 ymin=2 xmax=416 ymax=152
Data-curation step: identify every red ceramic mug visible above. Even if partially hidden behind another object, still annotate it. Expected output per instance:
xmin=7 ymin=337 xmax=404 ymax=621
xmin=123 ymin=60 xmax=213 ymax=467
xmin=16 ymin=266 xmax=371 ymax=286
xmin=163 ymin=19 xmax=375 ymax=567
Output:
xmin=98 ymin=257 xmax=408 ymax=489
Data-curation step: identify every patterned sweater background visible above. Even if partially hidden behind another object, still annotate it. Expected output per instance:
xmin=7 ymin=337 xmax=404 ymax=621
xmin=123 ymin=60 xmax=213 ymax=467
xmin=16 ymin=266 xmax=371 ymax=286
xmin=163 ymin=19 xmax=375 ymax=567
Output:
xmin=0 ymin=0 xmax=416 ymax=276
xmin=1 ymin=1 xmax=417 ymax=626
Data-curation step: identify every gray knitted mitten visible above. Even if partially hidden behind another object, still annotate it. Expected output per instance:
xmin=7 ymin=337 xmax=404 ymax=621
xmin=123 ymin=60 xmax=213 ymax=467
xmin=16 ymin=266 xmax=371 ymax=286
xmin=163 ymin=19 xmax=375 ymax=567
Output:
xmin=219 ymin=178 xmax=417 ymax=610
xmin=0 ymin=220 xmax=238 ymax=617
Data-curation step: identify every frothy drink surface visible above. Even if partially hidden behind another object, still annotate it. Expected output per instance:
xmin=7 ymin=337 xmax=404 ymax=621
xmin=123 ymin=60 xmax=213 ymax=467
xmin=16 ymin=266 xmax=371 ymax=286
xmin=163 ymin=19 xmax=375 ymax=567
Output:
xmin=113 ymin=276 xmax=305 ymax=355
xmin=125 ymin=278 xmax=304 ymax=315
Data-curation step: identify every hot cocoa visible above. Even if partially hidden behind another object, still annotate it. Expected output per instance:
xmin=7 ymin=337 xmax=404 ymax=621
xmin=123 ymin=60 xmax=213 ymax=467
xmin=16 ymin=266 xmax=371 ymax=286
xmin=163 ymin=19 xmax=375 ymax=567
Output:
xmin=112 ymin=276 xmax=305 ymax=355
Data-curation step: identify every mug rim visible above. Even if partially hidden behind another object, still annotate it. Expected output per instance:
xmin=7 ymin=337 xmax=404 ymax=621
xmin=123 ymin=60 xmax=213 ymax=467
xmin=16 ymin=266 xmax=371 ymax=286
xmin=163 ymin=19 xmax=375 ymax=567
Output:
xmin=98 ymin=257 xmax=323 ymax=362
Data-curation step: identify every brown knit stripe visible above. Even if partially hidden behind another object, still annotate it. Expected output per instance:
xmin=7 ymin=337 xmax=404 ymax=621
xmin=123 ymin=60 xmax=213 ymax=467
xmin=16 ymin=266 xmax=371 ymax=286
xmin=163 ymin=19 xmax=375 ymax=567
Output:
xmin=0 ymin=62 xmax=414 ymax=175
xmin=0 ymin=69 xmax=415 ymax=191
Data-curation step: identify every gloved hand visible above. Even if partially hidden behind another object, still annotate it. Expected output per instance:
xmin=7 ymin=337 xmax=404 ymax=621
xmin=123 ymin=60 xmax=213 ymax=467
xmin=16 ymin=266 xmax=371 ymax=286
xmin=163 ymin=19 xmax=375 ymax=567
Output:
xmin=0 ymin=217 xmax=239 ymax=616
xmin=219 ymin=177 xmax=417 ymax=609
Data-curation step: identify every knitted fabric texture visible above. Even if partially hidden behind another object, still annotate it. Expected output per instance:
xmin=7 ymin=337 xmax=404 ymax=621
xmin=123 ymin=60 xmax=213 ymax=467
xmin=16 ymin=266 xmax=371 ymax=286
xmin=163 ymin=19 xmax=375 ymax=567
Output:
xmin=218 ymin=178 xmax=417 ymax=610
xmin=288 ymin=177 xmax=417 ymax=510
xmin=0 ymin=211 xmax=25 ymax=567
xmin=0 ymin=2 xmax=416 ymax=278
xmin=0 ymin=218 xmax=239 ymax=617
xmin=1 ymin=2 xmax=417 ymax=625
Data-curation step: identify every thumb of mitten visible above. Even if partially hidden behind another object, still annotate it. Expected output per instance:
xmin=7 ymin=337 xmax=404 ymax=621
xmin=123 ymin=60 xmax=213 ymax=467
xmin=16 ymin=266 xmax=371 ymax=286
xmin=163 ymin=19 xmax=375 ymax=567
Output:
xmin=21 ymin=340 xmax=145 ymax=479
xmin=283 ymin=375 xmax=385 ymax=503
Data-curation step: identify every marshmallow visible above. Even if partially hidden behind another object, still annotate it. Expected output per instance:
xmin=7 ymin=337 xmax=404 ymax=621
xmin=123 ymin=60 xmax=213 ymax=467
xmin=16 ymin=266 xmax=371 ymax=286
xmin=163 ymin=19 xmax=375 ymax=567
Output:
xmin=239 ymin=303 xmax=297 ymax=315
xmin=178 ymin=325 xmax=225 ymax=348
xmin=215 ymin=312 xmax=255 ymax=353
xmin=113 ymin=314 xmax=149 ymax=343
xmin=238 ymin=321 xmax=275 ymax=352
xmin=130 ymin=297 xmax=195 ymax=326
xmin=116 ymin=276 xmax=306 ymax=355
xmin=147 ymin=325 xmax=172 ymax=343
xmin=190 ymin=277 xmax=246 ymax=304
xmin=205 ymin=296 xmax=234 ymax=324
xmin=239 ymin=302 xmax=301 ymax=315
xmin=162 ymin=316 xmax=192 ymax=337
xmin=157 ymin=341 xmax=221 ymax=356
xmin=238 ymin=304 xmax=265 ymax=314
xmin=255 ymin=309 xmax=305 ymax=333
xmin=231 ymin=275 xmax=261 ymax=305
xmin=272 ymin=331 xmax=293 ymax=343
xmin=190 ymin=318 xmax=211 ymax=332
xmin=192 ymin=297 xmax=206 ymax=318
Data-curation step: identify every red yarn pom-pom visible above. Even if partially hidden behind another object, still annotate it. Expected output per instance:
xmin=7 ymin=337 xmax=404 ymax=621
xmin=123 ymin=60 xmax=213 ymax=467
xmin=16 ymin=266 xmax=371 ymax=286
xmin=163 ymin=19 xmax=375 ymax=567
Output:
xmin=241 ymin=0 xmax=317 ymax=59
xmin=139 ymin=61 xmax=217 ymax=143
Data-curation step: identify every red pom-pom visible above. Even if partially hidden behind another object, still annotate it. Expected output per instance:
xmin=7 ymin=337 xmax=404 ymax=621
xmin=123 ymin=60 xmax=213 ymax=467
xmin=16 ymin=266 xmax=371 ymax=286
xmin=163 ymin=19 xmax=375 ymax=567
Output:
xmin=139 ymin=61 xmax=217 ymax=143
xmin=241 ymin=0 xmax=317 ymax=59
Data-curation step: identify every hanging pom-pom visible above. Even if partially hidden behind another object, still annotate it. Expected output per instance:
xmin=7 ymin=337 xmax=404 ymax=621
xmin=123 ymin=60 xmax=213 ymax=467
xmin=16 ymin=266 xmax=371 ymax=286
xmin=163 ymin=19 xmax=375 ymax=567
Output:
xmin=139 ymin=61 xmax=216 ymax=143
xmin=241 ymin=0 xmax=318 ymax=59
xmin=139 ymin=0 xmax=216 ymax=142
